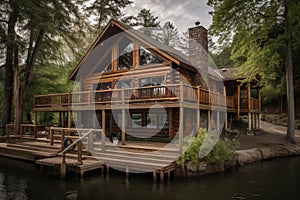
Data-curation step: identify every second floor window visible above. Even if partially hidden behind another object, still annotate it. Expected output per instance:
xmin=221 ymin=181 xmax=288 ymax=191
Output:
xmin=118 ymin=37 xmax=133 ymax=70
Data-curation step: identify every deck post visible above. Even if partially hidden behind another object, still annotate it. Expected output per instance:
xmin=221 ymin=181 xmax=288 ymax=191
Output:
xmin=248 ymin=112 xmax=252 ymax=131
xmin=207 ymin=110 xmax=211 ymax=130
xmin=61 ymin=129 xmax=65 ymax=151
xmin=197 ymin=86 xmax=201 ymax=104
xmin=258 ymin=113 xmax=261 ymax=129
xmin=50 ymin=128 xmax=54 ymax=145
xmin=217 ymin=110 xmax=220 ymax=133
xmin=247 ymin=84 xmax=251 ymax=110
xmin=237 ymin=84 xmax=241 ymax=120
xmin=153 ymin=171 xmax=157 ymax=182
xmin=179 ymin=106 xmax=184 ymax=152
xmin=62 ymin=112 xmax=65 ymax=128
xmin=122 ymin=109 xmax=126 ymax=145
xmin=160 ymin=171 xmax=164 ymax=183
xmin=61 ymin=154 xmax=67 ymax=178
xmin=78 ymin=140 xmax=83 ymax=165
xmin=196 ymin=108 xmax=200 ymax=132
xmin=68 ymin=111 xmax=72 ymax=128
xmin=224 ymin=111 xmax=228 ymax=129
xmin=169 ymin=109 xmax=173 ymax=139
xmin=102 ymin=110 xmax=106 ymax=152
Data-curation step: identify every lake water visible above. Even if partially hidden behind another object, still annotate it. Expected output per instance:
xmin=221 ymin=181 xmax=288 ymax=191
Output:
xmin=0 ymin=156 xmax=300 ymax=200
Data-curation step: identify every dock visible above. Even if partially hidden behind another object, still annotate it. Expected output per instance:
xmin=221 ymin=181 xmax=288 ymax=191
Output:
xmin=0 ymin=129 xmax=178 ymax=182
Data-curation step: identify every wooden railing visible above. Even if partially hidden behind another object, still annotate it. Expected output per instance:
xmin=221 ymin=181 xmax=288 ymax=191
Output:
xmin=5 ymin=124 xmax=46 ymax=140
xmin=241 ymin=97 xmax=259 ymax=110
xmin=34 ymin=84 xmax=259 ymax=110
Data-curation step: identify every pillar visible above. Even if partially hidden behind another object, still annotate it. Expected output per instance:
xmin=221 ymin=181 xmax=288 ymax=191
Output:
xmin=68 ymin=110 xmax=72 ymax=128
xmin=207 ymin=110 xmax=211 ymax=130
xmin=179 ymin=106 xmax=184 ymax=152
xmin=248 ymin=112 xmax=252 ymax=130
xmin=237 ymin=84 xmax=241 ymax=120
xmin=122 ymin=109 xmax=126 ymax=145
xmin=102 ymin=110 xmax=106 ymax=152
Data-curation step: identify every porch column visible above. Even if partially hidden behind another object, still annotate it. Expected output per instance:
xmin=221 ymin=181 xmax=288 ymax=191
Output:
xmin=62 ymin=112 xmax=65 ymax=128
xmin=217 ymin=110 xmax=220 ymax=133
xmin=169 ymin=109 xmax=173 ymax=139
xmin=207 ymin=110 xmax=211 ymax=130
xmin=224 ymin=111 xmax=228 ymax=129
xmin=121 ymin=109 xmax=126 ymax=145
xmin=68 ymin=110 xmax=72 ymax=128
xmin=258 ymin=113 xmax=261 ymax=129
xmin=179 ymin=106 xmax=184 ymax=152
xmin=196 ymin=108 xmax=200 ymax=132
xmin=34 ymin=112 xmax=37 ymax=140
xmin=237 ymin=84 xmax=241 ymax=120
xmin=248 ymin=112 xmax=252 ymax=130
xmin=102 ymin=110 xmax=106 ymax=152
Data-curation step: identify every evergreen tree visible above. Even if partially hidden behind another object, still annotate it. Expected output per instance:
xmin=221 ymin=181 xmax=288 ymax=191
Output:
xmin=208 ymin=0 xmax=300 ymax=143
xmin=85 ymin=0 xmax=132 ymax=33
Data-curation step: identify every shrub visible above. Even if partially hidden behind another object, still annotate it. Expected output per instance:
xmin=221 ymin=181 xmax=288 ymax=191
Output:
xmin=176 ymin=129 xmax=239 ymax=167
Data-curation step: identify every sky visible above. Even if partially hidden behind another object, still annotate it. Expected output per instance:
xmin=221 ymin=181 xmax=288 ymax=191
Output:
xmin=122 ymin=0 xmax=213 ymax=33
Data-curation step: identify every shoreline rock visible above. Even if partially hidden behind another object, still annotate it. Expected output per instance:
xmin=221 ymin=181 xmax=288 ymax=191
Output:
xmin=175 ymin=144 xmax=300 ymax=177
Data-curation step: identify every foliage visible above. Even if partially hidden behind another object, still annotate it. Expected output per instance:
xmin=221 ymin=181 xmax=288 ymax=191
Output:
xmin=210 ymin=46 xmax=234 ymax=68
xmin=85 ymin=0 xmax=132 ymax=33
xmin=176 ymin=129 xmax=239 ymax=167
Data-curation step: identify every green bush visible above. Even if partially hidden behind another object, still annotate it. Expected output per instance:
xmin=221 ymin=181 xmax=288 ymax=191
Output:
xmin=176 ymin=129 xmax=239 ymax=167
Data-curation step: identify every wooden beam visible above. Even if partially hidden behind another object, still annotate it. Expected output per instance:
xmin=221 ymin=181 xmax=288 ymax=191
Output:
xmin=258 ymin=88 xmax=261 ymax=111
xmin=224 ymin=111 xmax=228 ymax=129
xmin=112 ymin=43 xmax=118 ymax=71
xmin=247 ymin=84 xmax=251 ymax=110
xmin=68 ymin=111 xmax=72 ymax=128
xmin=169 ymin=109 xmax=173 ymax=139
xmin=237 ymin=84 xmax=241 ymax=120
xmin=102 ymin=110 xmax=106 ymax=152
xmin=207 ymin=110 xmax=211 ymax=130
xmin=122 ymin=109 xmax=126 ymax=145
xmin=248 ymin=112 xmax=252 ymax=131
xmin=133 ymin=42 xmax=140 ymax=68
xmin=217 ymin=111 xmax=220 ymax=133
xmin=179 ymin=106 xmax=184 ymax=152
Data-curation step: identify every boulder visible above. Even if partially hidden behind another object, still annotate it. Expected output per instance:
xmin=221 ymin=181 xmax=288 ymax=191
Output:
xmin=236 ymin=149 xmax=262 ymax=165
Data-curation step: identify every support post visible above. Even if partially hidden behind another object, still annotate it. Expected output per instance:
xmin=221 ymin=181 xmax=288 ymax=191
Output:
xmin=169 ymin=109 xmax=173 ymax=139
xmin=258 ymin=113 xmax=261 ymax=129
xmin=61 ymin=154 xmax=66 ymax=178
xmin=102 ymin=110 xmax=106 ymax=152
xmin=225 ymin=111 xmax=228 ymax=129
xmin=68 ymin=110 xmax=72 ymax=128
xmin=237 ymin=84 xmax=241 ymax=120
xmin=207 ymin=110 xmax=211 ymax=130
xmin=196 ymin=108 xmax=200 ymax=132
xmin=62 ymin=112 xmax=65 ymax=128
xmin=248 ymin=112 xmax=252 ymax=131
xmin=122 ymin=109 xmax=126 ymax=145
xmin=179 ymin=106 xmax=184 ymax=152
xmin=217 ymin=111 xmax=220 ymax=133
xmin=50 ymin=128 xmax=54 ymax=145
xmin=78 ymin=140 xmax=83 ymax=165
xmin=247 ymin=84 xmax=251 ymax=110
xmin=61 ymin=129 xmax=65 ymax=151
xmin=153 ymin=171 xmax=157 ymax=182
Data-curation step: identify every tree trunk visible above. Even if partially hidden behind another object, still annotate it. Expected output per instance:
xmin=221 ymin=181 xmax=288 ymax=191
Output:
xmin=284 ymin=3 xmax=295 ymax=143
xmin=13 ymin=29 xmax=45 ymax=133
xmin=0 ymin=5 xmax=18 ymax=135
xmin=13 ymin=47 xmax=21 ymax=135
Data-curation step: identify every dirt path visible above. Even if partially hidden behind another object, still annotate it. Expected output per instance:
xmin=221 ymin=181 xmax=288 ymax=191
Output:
xmin=237 ymin=120 xmax=300 ymax=150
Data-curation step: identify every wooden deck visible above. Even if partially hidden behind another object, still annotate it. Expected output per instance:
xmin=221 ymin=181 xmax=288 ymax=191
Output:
xmin=33 ymin=84 xmax=258 ymax=112
xmin=0 ymin=136 xmax=178 ymax=181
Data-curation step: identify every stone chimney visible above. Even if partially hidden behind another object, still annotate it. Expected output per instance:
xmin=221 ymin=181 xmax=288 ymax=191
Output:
xmin=189 ymin=23 xmax=208 ymax=88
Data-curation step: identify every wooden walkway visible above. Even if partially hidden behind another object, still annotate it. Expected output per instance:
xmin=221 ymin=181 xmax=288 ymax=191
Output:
xmin=0 ymin=139 xmax=178 ymax=181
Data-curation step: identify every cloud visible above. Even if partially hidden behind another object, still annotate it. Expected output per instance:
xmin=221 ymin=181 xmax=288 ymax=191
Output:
xmin=123 ymin=0 xmax=213 ymax=33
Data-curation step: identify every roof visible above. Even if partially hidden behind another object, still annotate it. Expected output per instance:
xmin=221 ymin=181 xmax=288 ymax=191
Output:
xmin=70 ymin=19 xmax=192 ymax=80
xmin=217 ymin=67 xmax=243 ymax=81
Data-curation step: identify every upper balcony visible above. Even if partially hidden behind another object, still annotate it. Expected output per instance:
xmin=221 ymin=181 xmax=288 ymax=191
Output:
xmin=34 ymin=84 xmax=259 ymax=112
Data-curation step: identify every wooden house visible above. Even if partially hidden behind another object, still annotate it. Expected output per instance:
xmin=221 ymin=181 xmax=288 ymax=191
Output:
xmin=32 ymin=19 xmax=261 ymax=150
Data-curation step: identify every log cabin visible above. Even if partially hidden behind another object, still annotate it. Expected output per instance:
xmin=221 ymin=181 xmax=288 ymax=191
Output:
xmin=32 ymin=19 xmax=261 ymax=150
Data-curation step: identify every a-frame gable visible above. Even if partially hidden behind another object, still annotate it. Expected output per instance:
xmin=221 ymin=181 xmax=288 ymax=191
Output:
xmin=70 ymin=19 xmax=190 ymax=81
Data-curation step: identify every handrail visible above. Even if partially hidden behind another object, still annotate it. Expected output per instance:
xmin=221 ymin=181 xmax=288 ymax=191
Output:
xmin=58 ymin=129 xmax=94 ymax=155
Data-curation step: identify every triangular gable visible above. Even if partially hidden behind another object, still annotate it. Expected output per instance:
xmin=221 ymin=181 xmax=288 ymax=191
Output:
xmin=69 ymin=19 xmax=191 ymax=80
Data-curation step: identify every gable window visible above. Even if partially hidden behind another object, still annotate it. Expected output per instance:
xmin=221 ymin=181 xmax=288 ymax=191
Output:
xmin=118 ymin=37 xmax=133 ymax=70
xmin=140 ymin=46 xmax=164 ymax=66
xmin=94 ymin=51 xmax=112 ymax=73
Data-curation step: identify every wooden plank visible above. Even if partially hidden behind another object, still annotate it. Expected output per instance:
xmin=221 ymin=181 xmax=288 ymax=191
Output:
xmin=122 ymin=109 xmax=126 ymax=145
xmin=179 ymin=106 xmax=184 ymax=152
xmin=237 ymin=84 xmax=241 ymax=120
xmin=102 ymin=110 xmax=106 ymax=152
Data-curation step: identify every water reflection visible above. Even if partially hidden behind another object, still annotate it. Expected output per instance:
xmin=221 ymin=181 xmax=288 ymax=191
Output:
xmin=0 ymin=157 xmax=300 ymax=199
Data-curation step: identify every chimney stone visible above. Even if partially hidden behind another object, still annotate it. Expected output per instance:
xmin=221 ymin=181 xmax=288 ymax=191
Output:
xmin=189 ymin=25 xmax=208 ymax=88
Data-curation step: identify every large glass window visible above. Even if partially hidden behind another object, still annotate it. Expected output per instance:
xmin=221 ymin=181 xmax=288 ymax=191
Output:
xmin=94 ymin=51 xmax=112 ymax=73
xmin=116 ymin=79 xmax=133 ymax=89
xmin=131 ymin=113 xmax=142 ymax=128
xmin=140 ymin=46 xmax=164 ymax=66
xmin=93 ymin=82 xmax=112 ymax=90
xmin=139 ymin=76 xmax=165 ymax=87
xmin=118 ymin=37 xmax=133 ymax=70
xmin=147 ymin=113 xmax=168 ymax=129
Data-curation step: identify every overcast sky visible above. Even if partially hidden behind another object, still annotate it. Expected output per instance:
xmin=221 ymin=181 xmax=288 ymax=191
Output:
xmin=122 ymin=0 xmax=213 ymax=33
